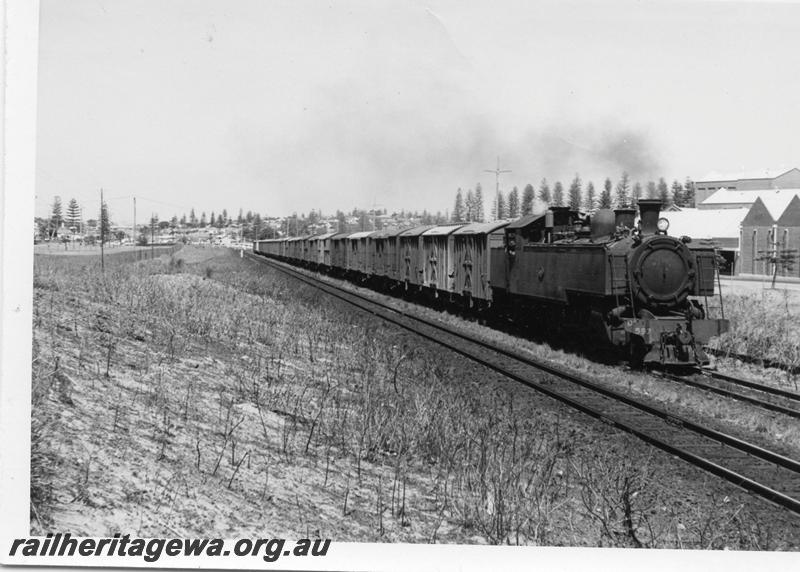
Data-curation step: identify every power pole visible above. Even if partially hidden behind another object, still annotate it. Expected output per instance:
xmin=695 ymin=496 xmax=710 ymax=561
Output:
xmin=150 ymin=212 xmax=155 ymax=258
xmin=484 ymin=156 xmax=511 ymax=221
xmin=100 ymin=188 xmax=105 ymax=271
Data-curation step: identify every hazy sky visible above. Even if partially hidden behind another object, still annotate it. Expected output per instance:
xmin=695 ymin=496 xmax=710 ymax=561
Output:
xmin=35 ymin=0 xmax=800 ymax=223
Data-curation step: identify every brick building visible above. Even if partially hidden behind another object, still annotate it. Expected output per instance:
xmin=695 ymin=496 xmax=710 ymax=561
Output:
xmin=695 ymin=167 xmax=800 ymax=205
xmin=738 ymin=194 xmax=800 ymax=277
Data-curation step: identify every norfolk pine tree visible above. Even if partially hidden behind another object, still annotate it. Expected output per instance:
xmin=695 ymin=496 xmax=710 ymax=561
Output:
xmin=552 ymin=181 xmax=565 ymax=207
xmin=615 ymin=172 xmax=630 ymax=208
xmin=671 ymin=180 xmax=684 ymax=207
xmin=50 ymin=196 xmax=63 ymax=239
xmin=568 ymin=175 xmax=582 ymax=210
xmin=508 ymin=186 xmax=520 ymax=218
xmin=522 ymin=183 xmax=535 ymax=215
xmin=631 ymin=181 xmax=642 ymax=207
xmin=65 ymin=198 xmax=81 ymax=235
xmin=465 ymin=189 xmax=475 ymax=221
xmin=584 ymin=181 xmax=596 ymax=211
xmin=453 ymin=188 xmax=466 ymax=222
xmin=657 ymin=177 xmax=670 ymax=206
xmin=538 ymin=179 xmax=551 ymax=206
xmin=474 ymin=183 xmax=485 ymax=222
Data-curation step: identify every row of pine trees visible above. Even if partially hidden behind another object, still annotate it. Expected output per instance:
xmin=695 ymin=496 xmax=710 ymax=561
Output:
xmin=452 ymin=173 xmax=697 ymax=223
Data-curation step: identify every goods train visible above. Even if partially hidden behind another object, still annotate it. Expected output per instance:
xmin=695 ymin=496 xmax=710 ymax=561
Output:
xmin=253 ymin=199 xmax=729 ymax=367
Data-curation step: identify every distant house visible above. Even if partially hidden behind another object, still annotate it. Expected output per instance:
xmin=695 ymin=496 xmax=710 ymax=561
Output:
xmin=739 ymin=195 xmax=800 ymax=277
xmin=694 ymin=167 xmax=800 ymax=205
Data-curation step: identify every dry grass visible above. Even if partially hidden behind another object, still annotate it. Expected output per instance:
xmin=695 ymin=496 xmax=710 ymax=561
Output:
xmin=28 ymin=247 xmax=800 ymax=548
xmin=709 ymin=289 xmax=800 ymax=380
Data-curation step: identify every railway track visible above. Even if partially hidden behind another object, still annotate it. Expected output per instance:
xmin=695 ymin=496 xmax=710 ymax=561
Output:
xmin=247 ymin=252 xmax=800 ymax=516
xmin=653 ymin=370 xmax=800 ymax=419
xmin=704 ymin=346 xmax=800 ymax=375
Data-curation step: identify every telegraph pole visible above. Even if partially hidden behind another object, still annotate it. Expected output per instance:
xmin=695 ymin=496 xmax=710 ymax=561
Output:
xmin=484 ymin=156 xmax=511 ymax=221
xmin=100 ymin=188 xmax=105 ymax=271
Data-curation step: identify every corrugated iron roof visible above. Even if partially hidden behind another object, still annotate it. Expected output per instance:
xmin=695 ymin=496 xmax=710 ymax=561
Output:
xmin=452 ymin=221 xmax=510 ymax=235
xmin=661 ymin=207 xmax=749 ymax=240
xmin=347 ymin=231 xmax=376 ymax=239
xmin=701 ymin=188 xmax=800 ymax=219
xmin=398 ymin=225 xmax=436 ymax=237
xmin=421 ymin=224 xmax=465 ymax=236
xmin=697 ymin=167 xmax=799 ymax=182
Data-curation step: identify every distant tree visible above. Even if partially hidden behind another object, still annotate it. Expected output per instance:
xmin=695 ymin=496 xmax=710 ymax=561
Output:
xmin=615 ymin=172 xmax=630 ymax=208
xmin=671 ymin=180 xmax=684 ymax=207
xmin=508 ymin=186 xmax=520 ymax=218
xmin=684 ymin=177 xmax=696 ymax=207
xmin=474 ymin=183 xmax=485 ymax=222
xmin=221 ymin=209 xmax=228 ymax=226
xmin=34 ymin=217 xmax=49 ymax=241
xmin=189 ymin=208 xmax=198 ymax=227
xmin=657 ymin=177 xmax=670 ymax=206
xmin=584 ymin=181 xmax=596 ymax=212
xmin=522 ymin=183 xmax=535 ymax=215
xmin=245 ymin=210 xmax=254 ymax=224
xmin=599 ymin=178 xmax=613 ymax=208
xmin=568 ymin=175 xmax=582 ymax=210
xmin=552 ymin=181 xmax=564 ymax=207
xmin=538 ymin=179 xmax=551 ymax=206
xmin=180 ymin=214 xmax=187 ymax=226
xmin=210 ymin=212 xmax=216 ymax=227
xmin=238 ymin=208 xmax=244 ymax=225
xmin=49 ymin=196 xmax=63 ymax=239
xmin=645 ymin=180 xmax=657 ymax=200
xmin=200 ymin=212 xmax=207 ymax=228
xmin=336 ymin=210 xmax=347 ymax=232
xmin=463 ymin=189 xmax=474 ymax=221
xmin=453 ymin=188 xmax=466 ymax=222
xmin=631 ymin=181 xmax=642 ymax=208
xmin=170 ymin=215 xmax=178 ymax=228
xmin=65 ymin=198 xmax=81 ymax=236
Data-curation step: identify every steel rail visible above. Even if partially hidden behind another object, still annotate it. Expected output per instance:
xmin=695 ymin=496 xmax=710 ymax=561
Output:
xmin=655 ymin=371 xmax=800 ymax=419
xmin=247 ymin=252 xmax=800 ymax=515
xmin=700 ymin=369 xmax=800 ymax=402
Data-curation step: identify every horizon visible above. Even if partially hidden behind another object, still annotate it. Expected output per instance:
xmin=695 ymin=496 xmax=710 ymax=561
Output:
xmin=34 ymin=1 xmax=800 ymax=225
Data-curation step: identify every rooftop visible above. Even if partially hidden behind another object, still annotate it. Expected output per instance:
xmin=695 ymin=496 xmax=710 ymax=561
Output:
xmin=662 ymin=207 xmax=749 ymax=239
xmin=697 ymin=167 xmax=798 ymax=182
xmin=702 ymin=188 xmax=800 ymax=218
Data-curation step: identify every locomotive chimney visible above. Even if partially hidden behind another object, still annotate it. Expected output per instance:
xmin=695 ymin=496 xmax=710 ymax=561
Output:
xmin=614 ymin=208 xmax=636 ymax=229
xmin=637 ymin=199 xmax=662 ymax=235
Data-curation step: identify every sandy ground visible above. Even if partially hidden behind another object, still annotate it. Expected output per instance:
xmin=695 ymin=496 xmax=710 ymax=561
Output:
xmin=28 ymin=247 xmax=800 ymax=548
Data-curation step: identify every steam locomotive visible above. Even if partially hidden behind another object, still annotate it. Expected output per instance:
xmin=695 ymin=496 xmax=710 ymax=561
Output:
xmin=254 ymin=199 xmax=729 ymax=367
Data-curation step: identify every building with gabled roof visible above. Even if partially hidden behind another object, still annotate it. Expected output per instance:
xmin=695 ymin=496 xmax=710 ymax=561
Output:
xmin=694 ymin=167 xmax=800 ymax=205
xmin=739 ymin=195 xmax=800 ymax=277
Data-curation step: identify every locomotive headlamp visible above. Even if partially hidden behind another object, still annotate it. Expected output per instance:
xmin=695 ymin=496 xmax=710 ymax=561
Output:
xmin=657 ymin=217 xmax=670 ymax=233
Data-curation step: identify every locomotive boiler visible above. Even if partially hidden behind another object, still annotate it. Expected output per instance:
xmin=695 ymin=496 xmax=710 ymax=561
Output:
xmin=492 ymin=199 xmax=728 ymax=366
